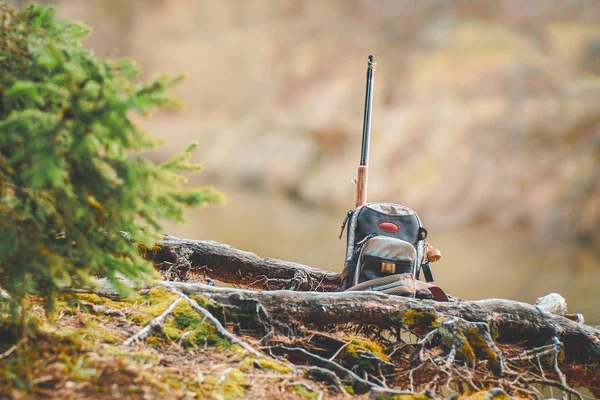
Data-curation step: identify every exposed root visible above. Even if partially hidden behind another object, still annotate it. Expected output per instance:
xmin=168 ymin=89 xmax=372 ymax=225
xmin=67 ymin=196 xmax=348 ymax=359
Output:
xmin=297 ymin=366 xmax=346 ymax=394
xmin=0 ymin=345 xmax=17 ymax=360
xmin=153 ymin=281 xmax=599 ymax=398
xmin=0 ymin=293 xmax=339 ymax=400
xmin=122 ymin=297 xmax=182 ymax=347
xmin=519 ymin=377 xmax=583 ymax=400
xmin=284 ymin=380 xmax=324 ymax=400
xmin=78 ymin=301 xmax=126 ymax=318
xmin=58 ymin=275 xmax=600 ymax=398
xmin=166 ymin=287 xmax=266 ymax=359
xmin=0 ymin=288 xmax=12 ymax=301
xmin=272 ymin=345 xmax=377 ymax=393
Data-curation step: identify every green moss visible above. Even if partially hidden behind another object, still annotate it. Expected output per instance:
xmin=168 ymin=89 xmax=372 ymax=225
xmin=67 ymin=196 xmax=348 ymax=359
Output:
xmin=136 ymin=288 xmax=179 ymax=317
xmin=127 ymin=313 xmax=152 ymax=325
xmin=146 ymin=336 xmax=163 ymax=347
xmin=200 ymin=368 xmax=247 ymax=398
xmin=54 ymin=316 xmax=122 ymax=345
xmin=57 ymin=293 xmax=140 ymax=316
xmin=148 ymin=244 xmax=162 ymax=253
xmin=453 ymin=329 xmax=476 ymax=367
xmin=343 ymin=385 xmax=355 ymax=395
xmin=402 ymin=309 xmax=438 ymax=330
xmin=147 ymin=288 xmax=178 ymax=304
xmin=340 ymin=335 xmax=393 ymax=375
xmin=0 ymin=330 xmax=84 ymax=392
xmin=464 ymin=327 xmax=499 ymax=364
xmin=236 ymin=356 xmax=256 ymax=372
xmin=456 ymin=343 xmax=476 ymax=366
xmin=120 ymin=287 xmax=180 ymax=326
xmin=228 ymin=344 xmax=248 ymax=357
xmin=291 ymin=384 xmax=319 ymax=399
xmin=138 ymin=300 xmax=231 ymax=349
xmin=171 ymin=301 xmax=203 ymax=330
xmin=343 ymin=335 xmax=390 ymax=361
xmin=488 ymin=320 xmax=500 ymax=340
xmin=203 ymin=304 xmax=228 ymax=325
xmin=457 ymin=390 xmax=514 ymax=400
xmin=163 ymin=326 xmax=182 ymax=341
xmin=104 ymin=348 xmax=157 ymax=366
xmin=72 ymin=293 xmax=103 ymax=305
xmin=189 ymin=294 xmax=210 ymax=305
xmin=257 ymin=358 xmax=292 ymax=374
xmin=146 ymin=327 xmax=183 ymax=347
xmin=64 ymin=355 xmax=100 ymax=381
xmin=370 ymin=393 xmax=431 ymax=400
xmin=181 ymin=324 xmax=230 ymax=349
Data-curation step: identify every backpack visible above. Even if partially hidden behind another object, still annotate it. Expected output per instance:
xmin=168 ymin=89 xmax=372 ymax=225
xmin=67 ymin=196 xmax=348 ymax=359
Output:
xmin=339 ymin=202 xmax=448 ymax=301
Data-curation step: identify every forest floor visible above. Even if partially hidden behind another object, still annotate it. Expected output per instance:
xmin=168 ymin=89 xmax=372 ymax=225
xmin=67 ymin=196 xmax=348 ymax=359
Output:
xmin=0 ymin=289 xmax=340 ymax=400
xmin=0 ymin=285 xmax=588 ymax=399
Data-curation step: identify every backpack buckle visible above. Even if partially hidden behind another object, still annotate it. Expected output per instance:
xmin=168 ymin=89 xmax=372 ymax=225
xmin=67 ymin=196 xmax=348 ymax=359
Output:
xmin=381 ymin=262 xmax=396 ymax=274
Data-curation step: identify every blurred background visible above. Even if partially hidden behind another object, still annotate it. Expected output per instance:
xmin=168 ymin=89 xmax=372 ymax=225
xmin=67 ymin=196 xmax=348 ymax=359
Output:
xmin=10 ymin=0 xmax=600 ymax=321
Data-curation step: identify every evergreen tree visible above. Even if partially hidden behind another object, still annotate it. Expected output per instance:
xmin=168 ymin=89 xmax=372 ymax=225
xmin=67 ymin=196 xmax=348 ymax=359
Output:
xmin=0 ymin=3 xmax=223 ymax=318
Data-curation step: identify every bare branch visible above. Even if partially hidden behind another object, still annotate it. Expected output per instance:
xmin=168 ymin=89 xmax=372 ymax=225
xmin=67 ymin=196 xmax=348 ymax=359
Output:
xmin=122 ymin=297 xmax=182 ymax=346
xmin=167 ymin=287 xmax=266 ymax=359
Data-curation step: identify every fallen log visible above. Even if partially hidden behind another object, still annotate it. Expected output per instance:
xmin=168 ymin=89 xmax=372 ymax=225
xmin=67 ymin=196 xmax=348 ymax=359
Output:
xmin=138 ymin=237 xmax=599 ymax=367
xmin=157 ymin=282 xmax=600 ymax=397
xmin=86 ymin=276 xmax=600 ymax=397
xmin=131 ymin=237 xmax=600 ymax=397
xmin=157 ymin=282 xmax=600 ymax=363
xmin=142 ymin=236 xmax=341 ymax=291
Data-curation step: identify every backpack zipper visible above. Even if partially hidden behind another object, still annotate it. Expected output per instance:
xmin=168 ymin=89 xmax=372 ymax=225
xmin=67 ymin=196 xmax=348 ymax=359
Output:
xmin=352 ymin=233 xmax=378 ymax=286
xmin=355 ymin=233 xmax=377 ymax=248
xmin=338 ymin=210 xmax=353 ymax=239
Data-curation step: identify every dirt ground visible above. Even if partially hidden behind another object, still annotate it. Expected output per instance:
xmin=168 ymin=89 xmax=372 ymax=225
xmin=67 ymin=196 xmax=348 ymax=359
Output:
xmin=0 ymin=290 xmax=339 ymax=400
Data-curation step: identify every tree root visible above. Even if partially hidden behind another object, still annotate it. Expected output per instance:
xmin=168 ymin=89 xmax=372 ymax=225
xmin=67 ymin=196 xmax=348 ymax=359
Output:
xmin=85 ymin=277 xmax=600 ymax=396
xmin=283 ymin=380 xmax=324 ymax=400
xmin=165 ymin=287 xmax=266 ymax=359
xmin=92 ymin=234 xmax=600 ymax=399
xmin=272 ymin=345 xmax=376 ymax=393
xmin=519 ymin=377 xmax=583 ymax=400
xmin=78 ymin=301 xmax=128 ymax=318
xmin=140 ymin=285 xmax=386 ymax=396
xmin=149 ymin=281 xmax=599 ymax=397
xmin=123 ymin=297 xmax=183 ymax=347
xmin=296 ymin=366 xmax=346 ymax=394
xmin=156 ymin=282 xmax=599 ymax=358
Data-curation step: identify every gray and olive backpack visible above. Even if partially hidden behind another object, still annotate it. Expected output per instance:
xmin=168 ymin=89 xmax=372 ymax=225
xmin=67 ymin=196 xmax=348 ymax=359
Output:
xmin=339 ymin=202 xmax=448 ymax=301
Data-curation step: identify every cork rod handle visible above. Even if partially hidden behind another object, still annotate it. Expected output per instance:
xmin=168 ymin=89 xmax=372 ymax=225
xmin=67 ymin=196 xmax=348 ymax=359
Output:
xmin=355 ymin=165 xmax=368 ymax=208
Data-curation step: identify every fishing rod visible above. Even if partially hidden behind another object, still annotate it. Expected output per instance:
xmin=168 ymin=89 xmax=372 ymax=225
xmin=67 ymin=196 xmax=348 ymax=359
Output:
xmin=355 ymin=54 xmax=376 ymax=207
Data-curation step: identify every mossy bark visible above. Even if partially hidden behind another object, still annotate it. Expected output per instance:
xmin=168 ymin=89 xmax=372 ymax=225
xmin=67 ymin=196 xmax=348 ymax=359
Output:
xmin=142 ymin=235 xmax=343 ymax=291
xmin=67 ymin=236 xmax=600 ymax=398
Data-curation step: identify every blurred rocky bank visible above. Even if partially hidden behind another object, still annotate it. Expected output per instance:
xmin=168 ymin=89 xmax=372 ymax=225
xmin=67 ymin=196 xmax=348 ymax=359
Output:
xmin=31 ymin=0 xmax=600 ymax=244
xmin=10 ymin=0 xmax=600 ymax=317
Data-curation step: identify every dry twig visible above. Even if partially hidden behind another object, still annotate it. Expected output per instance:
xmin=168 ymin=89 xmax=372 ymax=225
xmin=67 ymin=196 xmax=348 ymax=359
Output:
xmin=122 ymin=297 xmax=182 ymax=347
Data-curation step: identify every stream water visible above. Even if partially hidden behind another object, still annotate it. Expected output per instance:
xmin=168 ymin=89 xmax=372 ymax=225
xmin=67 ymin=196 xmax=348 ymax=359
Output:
xmin=162 ymin=187 xmax=600 ymax=324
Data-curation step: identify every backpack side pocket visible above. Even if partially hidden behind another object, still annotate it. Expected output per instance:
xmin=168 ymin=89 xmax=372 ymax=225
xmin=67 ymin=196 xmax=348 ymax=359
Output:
xmin=353 ymin=236 xmax=417 ymax=286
